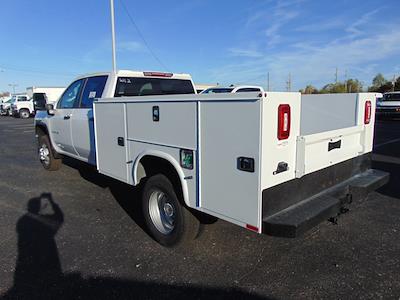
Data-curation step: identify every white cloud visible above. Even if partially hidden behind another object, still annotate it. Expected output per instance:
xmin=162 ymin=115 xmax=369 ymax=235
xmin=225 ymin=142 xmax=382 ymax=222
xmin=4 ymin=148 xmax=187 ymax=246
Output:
xmin=118 ymin=41 xmax=144 ymax=52
xmin=211 ymin=28 xmax=400 ymax=90
xmin=228 ymin=48 xmax=263 ymax=58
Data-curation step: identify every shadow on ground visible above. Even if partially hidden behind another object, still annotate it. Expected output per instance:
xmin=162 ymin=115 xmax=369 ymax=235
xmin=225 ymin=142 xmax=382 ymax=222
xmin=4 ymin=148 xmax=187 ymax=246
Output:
xmin=1 ymin=193 xmax=270 ymax=300
xmin=62 ymin=157 xmax=148 ymax=233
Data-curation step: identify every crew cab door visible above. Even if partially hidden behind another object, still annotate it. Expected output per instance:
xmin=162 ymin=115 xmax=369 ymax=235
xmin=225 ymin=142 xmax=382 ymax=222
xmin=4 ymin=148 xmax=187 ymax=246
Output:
xmin=50 ymin=79 xmax=84 ymax=155
xmin=70 ymin=76 xmax=108 ymax=164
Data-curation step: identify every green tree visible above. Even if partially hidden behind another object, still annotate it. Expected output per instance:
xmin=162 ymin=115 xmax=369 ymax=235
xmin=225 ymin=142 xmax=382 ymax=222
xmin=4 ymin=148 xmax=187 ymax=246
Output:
xmin=372 ymin=73 xmax=386 ymax=87
xmin=395 ymin=77 xmax=400 ymax=91
xmin=300 ymin=85 xmax=318 ymax=94
xmin=346 ymin=79 xmax=363 ymax=93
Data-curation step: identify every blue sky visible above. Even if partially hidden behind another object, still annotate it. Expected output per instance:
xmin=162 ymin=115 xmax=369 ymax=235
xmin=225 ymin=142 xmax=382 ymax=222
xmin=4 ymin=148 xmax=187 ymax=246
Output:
xmin=0 ymin=0 xmax=399 ymax=93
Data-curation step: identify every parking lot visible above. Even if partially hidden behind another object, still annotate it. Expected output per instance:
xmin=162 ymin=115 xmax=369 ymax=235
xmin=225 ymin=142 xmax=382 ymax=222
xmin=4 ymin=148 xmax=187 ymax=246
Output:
xmin=0 ymin=116 xmax=399 ymax=299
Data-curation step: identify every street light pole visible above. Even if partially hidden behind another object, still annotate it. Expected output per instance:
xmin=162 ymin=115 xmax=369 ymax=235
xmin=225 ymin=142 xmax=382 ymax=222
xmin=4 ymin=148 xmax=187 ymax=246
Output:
xmin=110 ymin=0 xmax=117 ymax=74
xmin=8 ymin=83 xmax=18 ymax=95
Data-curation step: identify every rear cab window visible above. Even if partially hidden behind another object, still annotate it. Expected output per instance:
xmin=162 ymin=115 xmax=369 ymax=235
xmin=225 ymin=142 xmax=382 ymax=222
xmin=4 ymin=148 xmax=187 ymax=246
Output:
xmin=114 ymin=77 xmax=195 ymax=97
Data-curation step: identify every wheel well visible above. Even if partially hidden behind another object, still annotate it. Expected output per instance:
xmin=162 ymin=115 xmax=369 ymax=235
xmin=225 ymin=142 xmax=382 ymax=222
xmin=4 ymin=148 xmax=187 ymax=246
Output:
xmin=139 ymin=155 xmax=184 ymax=203
xmin=35 ymin=125 xmax=61 ymax=159
xmin=35 ymin=125 xmax=48 ymax=137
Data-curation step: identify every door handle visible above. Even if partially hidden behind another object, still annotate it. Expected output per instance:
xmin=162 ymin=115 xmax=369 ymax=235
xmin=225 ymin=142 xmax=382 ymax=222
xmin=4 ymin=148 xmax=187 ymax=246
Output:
xmin=64 ymin=115 xmax=71 ymax=120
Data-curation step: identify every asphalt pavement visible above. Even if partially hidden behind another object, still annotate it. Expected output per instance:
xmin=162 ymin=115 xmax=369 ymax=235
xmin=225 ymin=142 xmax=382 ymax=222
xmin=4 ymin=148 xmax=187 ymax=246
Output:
xmin=0 ymin=116 xmax=399 ymax=300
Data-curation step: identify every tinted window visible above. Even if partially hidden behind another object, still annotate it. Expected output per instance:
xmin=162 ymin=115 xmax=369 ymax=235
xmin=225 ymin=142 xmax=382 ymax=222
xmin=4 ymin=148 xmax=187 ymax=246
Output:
xmin=58 ymin=79 xmax=84 ymax=109
xmin=114 ymin=77 xmax=195 ymax=97
xmin=236 ymin=88 xmax=261 ymax=93
xmin=202 ymin=88 xmax=234 ymax=94
xmin=383 ymin=93 xmax=400 ymax=101
xmin=17 ymin=96 xmax=28 ymax=101
xmin=80 ymin=76 xmax=108 ymax=108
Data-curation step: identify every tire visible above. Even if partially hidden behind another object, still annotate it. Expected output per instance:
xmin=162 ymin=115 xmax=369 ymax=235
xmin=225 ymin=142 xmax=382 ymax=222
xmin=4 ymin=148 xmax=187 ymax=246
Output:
xmin=38 ymin=135 xmax=62 ymax=171
xmin=19 ymin=109 xmax=30 ymax=119
xmin=142 ymin=174 xmax=199 ymax=247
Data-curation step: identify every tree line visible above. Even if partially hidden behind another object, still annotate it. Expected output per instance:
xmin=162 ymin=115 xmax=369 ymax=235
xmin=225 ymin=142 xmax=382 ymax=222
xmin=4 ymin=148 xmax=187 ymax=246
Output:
xmin=299 ymin=73 xmax=400 ymax=94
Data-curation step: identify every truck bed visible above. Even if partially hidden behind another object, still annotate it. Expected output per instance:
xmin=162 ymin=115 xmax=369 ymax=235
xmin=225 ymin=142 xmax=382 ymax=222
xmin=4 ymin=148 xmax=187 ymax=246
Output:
xmin=93 ymin=92 xmax=388 ymax=237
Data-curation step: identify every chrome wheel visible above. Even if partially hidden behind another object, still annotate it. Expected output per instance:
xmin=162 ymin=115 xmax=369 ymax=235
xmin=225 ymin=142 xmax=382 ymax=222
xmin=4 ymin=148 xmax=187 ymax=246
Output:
xmin=20 ymin=110 xmax=29 ymax=119
xmin=148 ymin=190 xmax=176 ymax=235
xmin=39 ymin=143 xmax=50 ymax=166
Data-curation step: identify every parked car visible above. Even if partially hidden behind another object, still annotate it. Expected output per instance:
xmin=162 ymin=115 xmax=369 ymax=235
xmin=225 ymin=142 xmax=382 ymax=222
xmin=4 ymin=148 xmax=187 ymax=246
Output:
xmin=376 ymin=92 xmax=400 ymax=119
xmin=200 ymin=85 xmax=264 ymax=94
xmin=0 ymin=98 xmax=12 ymax=116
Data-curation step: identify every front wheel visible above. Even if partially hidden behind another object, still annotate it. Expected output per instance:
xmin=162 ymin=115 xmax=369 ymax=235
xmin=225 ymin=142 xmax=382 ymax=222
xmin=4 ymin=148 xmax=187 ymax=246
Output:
xmin=142 ymin=174 xmax=199 ymax=247
xmin=19 ymin=109 xmax=30 ymax=119
xmin=38 ymin=135 xmax=62 ymax=171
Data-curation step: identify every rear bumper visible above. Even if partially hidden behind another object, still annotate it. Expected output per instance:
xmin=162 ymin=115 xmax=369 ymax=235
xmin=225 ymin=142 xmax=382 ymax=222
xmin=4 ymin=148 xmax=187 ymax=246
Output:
xmin=262 ymin=154 xmax=389 ymax=237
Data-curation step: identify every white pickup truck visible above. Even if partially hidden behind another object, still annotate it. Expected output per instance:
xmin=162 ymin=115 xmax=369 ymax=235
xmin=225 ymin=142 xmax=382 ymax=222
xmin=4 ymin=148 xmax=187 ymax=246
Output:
xmin=11 ymin=87 xmax=65 ymax=119
xmin=35 ymin=71 xmax=388 ymax=247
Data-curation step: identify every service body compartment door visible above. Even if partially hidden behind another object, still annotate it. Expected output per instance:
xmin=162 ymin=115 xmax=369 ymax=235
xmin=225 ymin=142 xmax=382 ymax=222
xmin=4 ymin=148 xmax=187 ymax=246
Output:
xmin=199 ymin=100 xmax=261 ymax=229
xmin=94 ymin=102 xmax=129 ymax=183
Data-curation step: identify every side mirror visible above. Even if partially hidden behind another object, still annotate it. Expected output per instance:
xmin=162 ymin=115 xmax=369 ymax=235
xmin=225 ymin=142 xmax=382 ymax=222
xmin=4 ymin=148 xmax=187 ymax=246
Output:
xmin=46 ymin=103 xmax=56 ymax=115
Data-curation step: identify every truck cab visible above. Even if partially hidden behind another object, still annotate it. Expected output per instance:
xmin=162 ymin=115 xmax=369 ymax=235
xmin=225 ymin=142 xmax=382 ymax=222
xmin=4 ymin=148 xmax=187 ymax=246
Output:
xmin=35 ymin=70 xmax=196 ymax=166
xmin=10 ymin=94 xmax=30 ymax=118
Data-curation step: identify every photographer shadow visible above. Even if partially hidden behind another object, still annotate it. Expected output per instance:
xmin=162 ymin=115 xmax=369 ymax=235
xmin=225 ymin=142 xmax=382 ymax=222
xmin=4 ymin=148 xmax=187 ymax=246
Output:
xmin=2 ymin=195 xmax=269 ymax=300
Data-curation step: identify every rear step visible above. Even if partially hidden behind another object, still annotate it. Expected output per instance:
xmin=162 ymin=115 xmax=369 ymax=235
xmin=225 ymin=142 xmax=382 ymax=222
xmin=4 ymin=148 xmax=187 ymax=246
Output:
xmin=263 ymin=169 xmax=389 ymax=238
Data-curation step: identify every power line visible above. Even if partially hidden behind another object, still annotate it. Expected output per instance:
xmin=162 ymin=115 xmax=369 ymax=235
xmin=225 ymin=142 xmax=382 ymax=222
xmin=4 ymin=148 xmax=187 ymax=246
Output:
xmin=118 ymin=0 xmax=169 ymax=71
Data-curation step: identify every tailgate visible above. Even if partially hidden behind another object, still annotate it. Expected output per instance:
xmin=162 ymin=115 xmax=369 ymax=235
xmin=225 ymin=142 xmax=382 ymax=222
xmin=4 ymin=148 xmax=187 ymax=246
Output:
xmin=296 ymin=93 xmax=376 ymax=178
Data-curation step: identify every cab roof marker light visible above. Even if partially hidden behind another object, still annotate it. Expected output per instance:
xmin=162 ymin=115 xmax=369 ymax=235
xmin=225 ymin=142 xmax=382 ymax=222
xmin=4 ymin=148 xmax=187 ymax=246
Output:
xmin=143 ymin=72 xmax=173 ymax=78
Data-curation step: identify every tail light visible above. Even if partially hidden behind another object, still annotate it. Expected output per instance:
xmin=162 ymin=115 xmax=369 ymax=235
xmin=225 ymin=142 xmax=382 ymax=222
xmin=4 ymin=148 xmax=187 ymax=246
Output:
xmin=278 ymin=104 xmax=291 ymax=140
xmin=364 ymin=101 xmax=371 ymax=124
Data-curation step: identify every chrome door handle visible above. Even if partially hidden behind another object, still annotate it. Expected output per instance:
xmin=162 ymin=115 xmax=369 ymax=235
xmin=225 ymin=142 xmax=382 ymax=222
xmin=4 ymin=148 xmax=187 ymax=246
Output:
xmin=64 ymin=115 xmax=71 ymax=120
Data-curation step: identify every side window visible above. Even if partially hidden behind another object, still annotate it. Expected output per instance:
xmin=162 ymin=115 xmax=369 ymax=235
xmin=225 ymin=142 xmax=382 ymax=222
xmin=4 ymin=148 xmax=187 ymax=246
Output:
xmin=57 ymin=79 xmax=85 ymax=109
xmin=80 ymin=76 xmax=108 ymax=108
xmin=18 ymin=96 xmax=28 ymax=102
xmin=236 ymin=88 xmax=261 ymax=93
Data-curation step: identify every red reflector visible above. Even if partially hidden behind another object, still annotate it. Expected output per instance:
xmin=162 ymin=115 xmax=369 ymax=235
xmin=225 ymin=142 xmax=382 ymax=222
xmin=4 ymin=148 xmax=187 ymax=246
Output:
xmin=278 ymin=104 xmax=291 ymax=140
xmin=246 ymin=224 xmax=259 ymax=232
xmin=143 ymin=71 xmax=173 ymax=77
xmin=364 ymin=101 xmax=371 ymax=124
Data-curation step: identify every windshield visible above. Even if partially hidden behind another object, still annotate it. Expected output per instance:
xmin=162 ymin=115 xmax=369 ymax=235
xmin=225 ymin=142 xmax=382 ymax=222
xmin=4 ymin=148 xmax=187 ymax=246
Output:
xmin=114 ymin=77 xmax=195 ymax=97
xmin=202 ymin=88 xmax=234 ymax=94
xmin=382 ymin=93 xmax=400 ymax=101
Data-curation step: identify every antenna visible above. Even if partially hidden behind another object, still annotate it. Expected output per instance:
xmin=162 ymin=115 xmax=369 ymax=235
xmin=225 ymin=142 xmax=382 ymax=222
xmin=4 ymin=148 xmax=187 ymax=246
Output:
xmin=110 ymin=0 xmax=117 ymax=73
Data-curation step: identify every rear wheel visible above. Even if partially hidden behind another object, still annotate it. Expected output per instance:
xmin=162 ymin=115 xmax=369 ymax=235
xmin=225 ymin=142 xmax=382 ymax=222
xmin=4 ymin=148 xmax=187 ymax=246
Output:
xmin=19 ymin=109 xmax=30 ymax=119
xmin=38 ymin=135 xmax=62 ymax=171
xmin=142 ymin=174 xmax=199 ymax=247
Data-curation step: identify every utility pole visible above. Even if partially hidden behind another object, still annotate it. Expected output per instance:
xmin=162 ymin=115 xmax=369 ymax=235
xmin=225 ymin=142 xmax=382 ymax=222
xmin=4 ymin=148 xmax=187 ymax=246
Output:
xmin=8 ymin=83 xmax=18 ymax=95
xmin=344 ymin=70 xmax=348 ymax=93
xmin=392 ymin=75 xmax=396 ymax=92
xmin=286 ymin=73 xmax=292 ymax=92
xmin=267 ymin=72 xmax=270 ymax=91
xmin=335 ymin=67 xmax=338 ymax=84
xmin=110 ymin=0 xmax=117 ymax=74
